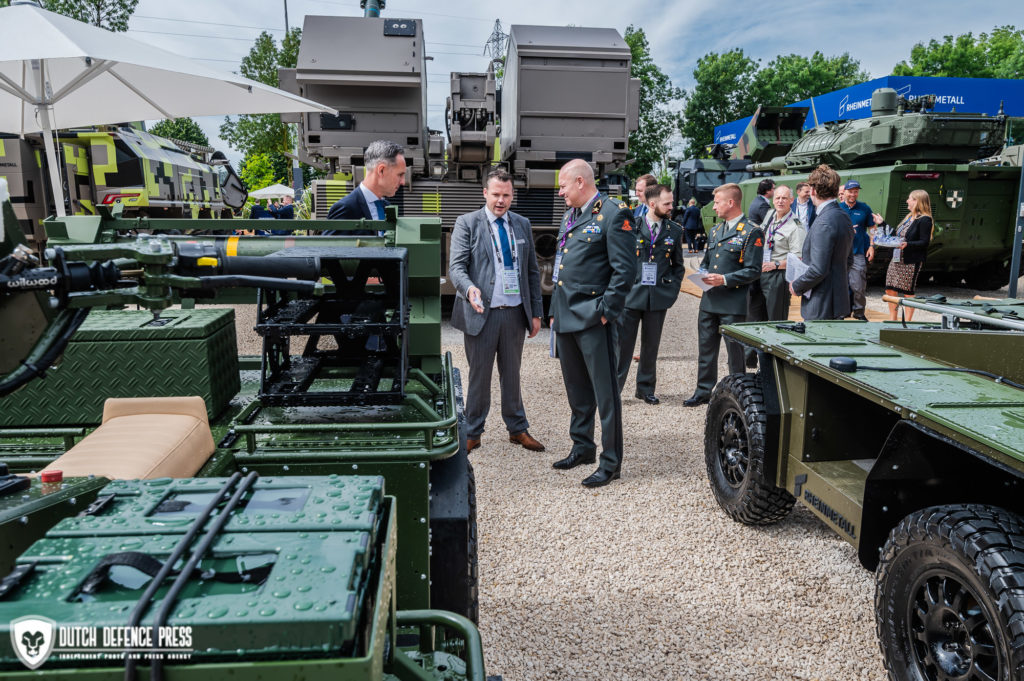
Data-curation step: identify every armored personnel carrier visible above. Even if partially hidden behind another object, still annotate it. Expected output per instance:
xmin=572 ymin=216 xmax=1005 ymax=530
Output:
xmin=1 ymin=126 xmax=247 ymax=248
xmin=705 ymin=298 xmax=1024 ymax=679
xmin=741 ymin=88 xmax=1022 ymax=289
xmin=0 ymin=179 xmax=489 ymax=679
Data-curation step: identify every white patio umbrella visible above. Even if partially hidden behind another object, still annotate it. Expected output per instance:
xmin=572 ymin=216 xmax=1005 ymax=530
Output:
xmin=0 ymin=0 xmax=335 ymax=216
xmin=248 ymin=183 xmax=295 ymax=200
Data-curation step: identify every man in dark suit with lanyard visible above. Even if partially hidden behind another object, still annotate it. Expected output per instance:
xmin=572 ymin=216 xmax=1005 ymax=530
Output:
xmin=617 ymin=183 xmax=685 ymax=404
xmin=549 ymin=159 xmax=636 ymax=487
xmin=324 ymin=139 xmax=406 ymax=235
xmin=448 ymin=168 xmax=545 ymax=454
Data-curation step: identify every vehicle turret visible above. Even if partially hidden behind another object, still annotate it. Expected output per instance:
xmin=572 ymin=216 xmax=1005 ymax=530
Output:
xmin=747 ymin=88 xmax=1007 ymax=173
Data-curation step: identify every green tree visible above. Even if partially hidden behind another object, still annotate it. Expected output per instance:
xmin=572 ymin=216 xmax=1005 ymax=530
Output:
xmin=148 ymin=118 xmax=210 ymax=146
xmin=750 ymin=53 xmax=868 ymax=109
xmin=624 ymin=26 xmax=682 ymax=178
xmin=220 ymin=29 xmax=301 ymax=160
xmin=680 ymin=49 xmax=757 ymax=158
xmin=893 ymin=25 xmax=1024 ymax=79
xmin=0 ymin=0 xmax=140 ymax=31
xmin=238 ymin=151 xmax=282 ymax=192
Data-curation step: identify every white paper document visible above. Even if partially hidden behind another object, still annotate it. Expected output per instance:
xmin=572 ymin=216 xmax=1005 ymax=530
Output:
xmin=785 ymin=254 xmax=812 ymax=298
xmin=686 ymin=272 xmax=713 ymax=292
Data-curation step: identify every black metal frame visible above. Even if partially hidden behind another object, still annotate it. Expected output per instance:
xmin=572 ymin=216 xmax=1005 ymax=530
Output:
xmin=256 ymin=247 xmax=410 ymax=407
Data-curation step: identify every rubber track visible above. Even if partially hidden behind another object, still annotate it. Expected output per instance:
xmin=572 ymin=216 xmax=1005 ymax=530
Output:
xmin=875 ymin=505 xmax=1024 ymax=681
xmin=705 ymin=373 xmax=795 ymax=526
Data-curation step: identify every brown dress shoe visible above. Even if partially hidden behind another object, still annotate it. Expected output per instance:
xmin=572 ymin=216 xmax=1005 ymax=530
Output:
xmin=467 ymin=437 xmax=481 ymax=452
xmin=509 ymin=431 xmax=545 ymax=452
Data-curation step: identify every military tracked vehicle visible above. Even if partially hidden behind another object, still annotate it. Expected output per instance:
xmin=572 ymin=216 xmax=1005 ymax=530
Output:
xmin=740 ymin=87 xmax=1022 ymax=289
xmin=279 ymin=14 xmax=640 ymax=298
xmin=706 ymin=298 xmax=1024 ymax=679
xmin=0 ymin=179 xmax=490 ymax=679
xmin=1 ymin=126 xmax=246 ymax=248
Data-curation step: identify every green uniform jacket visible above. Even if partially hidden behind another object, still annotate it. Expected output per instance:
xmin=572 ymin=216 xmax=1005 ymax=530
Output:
xmin=550 ymin=193 xmax=637 ymax=334
xmin=699 ymin=214 xmax=765 ymax=316
xmin=626 ymin=217 xmax=685 ymax=311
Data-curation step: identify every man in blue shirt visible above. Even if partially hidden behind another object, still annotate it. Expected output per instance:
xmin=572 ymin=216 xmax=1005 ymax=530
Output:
xmin=633 ymin=174 xmax=656 ymax=220
xmin=838 ymin=180 xmax=874 ymax=320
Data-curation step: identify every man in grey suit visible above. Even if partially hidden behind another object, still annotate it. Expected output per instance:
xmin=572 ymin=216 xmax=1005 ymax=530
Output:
xmin=449 ymin=168 xmax=545 ymax=454
xmin=790 ymin=165 xmax=854 ymax=321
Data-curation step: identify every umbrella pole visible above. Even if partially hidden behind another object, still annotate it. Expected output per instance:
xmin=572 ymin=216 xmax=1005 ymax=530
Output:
xmin=38 ymin=105 xmax=66 ymax=218
xmin=36 ymin=58 xmax=65 ymax=218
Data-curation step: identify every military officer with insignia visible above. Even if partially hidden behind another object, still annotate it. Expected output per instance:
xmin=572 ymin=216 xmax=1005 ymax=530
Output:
xmin=684 ymin=183 xmax=764 ymax=407
xmin=549 ymin=159 xmax=636 ymax=488
xmin=617 ymin=183 xmax=685 ymax=404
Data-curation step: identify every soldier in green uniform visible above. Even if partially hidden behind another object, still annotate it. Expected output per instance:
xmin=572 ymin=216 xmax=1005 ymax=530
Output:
xmin=549 ymin=159 xmax=637 ymax=487
xmin=684 ymin=183 xmax=764 ymax=407
xmin=617 ymin=183 xmax=685 ymax=404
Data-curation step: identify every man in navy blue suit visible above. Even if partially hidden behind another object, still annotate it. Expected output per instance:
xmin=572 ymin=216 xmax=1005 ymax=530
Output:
xmin=325 ymin=139 xmax=406 ymax=235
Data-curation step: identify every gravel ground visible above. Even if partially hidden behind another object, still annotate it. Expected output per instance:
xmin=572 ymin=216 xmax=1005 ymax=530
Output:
xmin=228 ymin=275 xmax=1020 ymax=680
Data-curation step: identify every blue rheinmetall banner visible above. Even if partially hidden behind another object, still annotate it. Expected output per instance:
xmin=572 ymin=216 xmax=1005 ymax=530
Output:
xmin=713 ymin=76 xmax=1024 ymax=145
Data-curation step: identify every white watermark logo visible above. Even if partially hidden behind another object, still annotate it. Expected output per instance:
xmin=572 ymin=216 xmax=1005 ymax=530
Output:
xmin=10 ymin=617 xmax=193 ymax=669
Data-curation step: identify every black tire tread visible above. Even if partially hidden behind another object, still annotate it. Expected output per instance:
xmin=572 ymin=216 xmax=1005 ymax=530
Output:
xmin=874 ymin=504 xmax=1024 ymax=681
xmin=704 ymin=373 xmax=795 ymax=526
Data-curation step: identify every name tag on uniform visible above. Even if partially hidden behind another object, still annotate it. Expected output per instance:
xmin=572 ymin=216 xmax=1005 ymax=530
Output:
xmin=552 ymin=252 xmax=562 ymax=283
xmin=502 ymin=267 xmax=520 ymax=295
xmin=641 ymin=262 xmax=657 ymax=286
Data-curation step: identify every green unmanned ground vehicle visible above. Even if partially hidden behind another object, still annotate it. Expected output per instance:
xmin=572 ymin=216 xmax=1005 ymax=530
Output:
xmin=706 ymin=301 xmax=1024 ymax=680
xmin=0 ymin=179 xmax=492 ymax=680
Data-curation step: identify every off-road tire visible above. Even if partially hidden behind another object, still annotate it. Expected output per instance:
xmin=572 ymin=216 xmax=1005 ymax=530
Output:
xmin=875 ymin=505 xmax=1024 ymax=681
xmin=704 ymin=373 xmax=795 ymax=525
xmin=465 ymin=459 xmax=479 ymax=624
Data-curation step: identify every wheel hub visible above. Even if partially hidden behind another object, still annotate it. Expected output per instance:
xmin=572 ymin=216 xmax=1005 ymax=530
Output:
xmin=910 ymin=573 xmax=998 ymax=681
xmin=717 ymin=409 xmax=748 ymax=488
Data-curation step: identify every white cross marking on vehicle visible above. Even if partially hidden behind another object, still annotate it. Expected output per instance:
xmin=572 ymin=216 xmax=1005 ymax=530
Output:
xmin=947 ymin=190 xmax=963 ymax=208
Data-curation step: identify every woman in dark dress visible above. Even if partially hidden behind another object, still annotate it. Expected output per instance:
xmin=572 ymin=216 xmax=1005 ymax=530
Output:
xmin=883 ymin=189 xmax=932 ymax=320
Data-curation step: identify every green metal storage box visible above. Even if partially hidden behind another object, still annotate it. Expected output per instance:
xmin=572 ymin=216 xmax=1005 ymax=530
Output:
xmin=0 ymin=309 xmax=239 ymax=427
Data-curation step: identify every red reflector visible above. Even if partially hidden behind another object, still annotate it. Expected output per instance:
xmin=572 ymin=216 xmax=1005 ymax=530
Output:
xmin=903 ymin=172 xmax=940 ymax=180
xmin=40 ymin=470 xmax=63 ymax=483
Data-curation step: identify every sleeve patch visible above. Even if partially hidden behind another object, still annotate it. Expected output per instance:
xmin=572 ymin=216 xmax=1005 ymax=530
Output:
xmin=754 ymin=238 xmax=763 ymax=247
xmin=621 ymin=219 xmax=632 ymax=232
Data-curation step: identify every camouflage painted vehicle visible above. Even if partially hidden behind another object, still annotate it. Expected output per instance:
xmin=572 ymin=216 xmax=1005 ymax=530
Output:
xmin=0 ymin=180 xmax=489 ymax=680
xmin=741 ymin=88 xmax=1022 ymax=289
xmin=706 ymin=297 xmax=1024 ymax=679
xmin=1 ymin=126 xmax=246 ymax=247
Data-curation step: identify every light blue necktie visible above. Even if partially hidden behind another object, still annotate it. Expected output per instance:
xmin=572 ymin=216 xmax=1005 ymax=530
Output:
xmin=495 ymin=217 xmax=513 ymax=269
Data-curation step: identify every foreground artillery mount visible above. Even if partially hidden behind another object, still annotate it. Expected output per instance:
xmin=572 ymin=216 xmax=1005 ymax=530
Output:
xmin=706 ymin=298 xmax=1024 ymax=679
xmin=738 ymin=87 xmax=1023 ymax=289
xmin=0 ymin=180 xmax=489 ymax=679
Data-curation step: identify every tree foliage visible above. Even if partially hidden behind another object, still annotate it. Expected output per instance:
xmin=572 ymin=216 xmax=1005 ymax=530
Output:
xmin=680 ymin=49 xmax=757 ymax=158
xmin=219 ymin=29 xmax=301 ymax=158
xmin=148 ymin=118 xmax=210 ymax=146
xmin=238 ymin=152 xmax=282 ymax=192
xmin=892 ymin=25 xmax=1024 ymax=79
xmin=624 ymin=26 xmax=682 ymax=179
xmin=0 ymin=0 xmax=140 ymax=31
xmin=680 ymin=50 xmax=867 ymax=157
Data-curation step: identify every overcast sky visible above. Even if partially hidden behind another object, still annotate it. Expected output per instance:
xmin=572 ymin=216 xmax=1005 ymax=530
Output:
xmin=128 ymin=0 xmax=1022 ymax=165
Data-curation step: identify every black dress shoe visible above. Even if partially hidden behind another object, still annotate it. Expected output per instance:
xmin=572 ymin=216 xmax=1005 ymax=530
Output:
xmin=852 ymin=313 xmax=868 ymax=321
xmin=552 ymin=450 xmax=596 ymax=470
xmin=581 ymin=467 xmax=620 ymax=488
xmin=635 ymin=393 xmax=660 ymax=405
xmin=683 ymin=394 xmax=710 ymax=407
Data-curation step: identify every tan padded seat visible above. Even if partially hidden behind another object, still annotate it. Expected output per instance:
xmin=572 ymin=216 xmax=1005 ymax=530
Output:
xmin=40 ymin=396 xmax=215 ymax=480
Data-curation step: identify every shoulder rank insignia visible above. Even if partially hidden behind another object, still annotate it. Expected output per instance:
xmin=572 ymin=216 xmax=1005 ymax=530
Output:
xmin=618 ymin=201 xmax=627 ymax=209
xmin=621 ymin=219 xmax=632 ymax=232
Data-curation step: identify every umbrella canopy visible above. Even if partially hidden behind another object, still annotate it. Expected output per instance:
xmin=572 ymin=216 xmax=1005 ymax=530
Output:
xmin=248 ymin=183 xmax=295 ymax=200
xmin=0 ymin=1 xmax=335 ymax=215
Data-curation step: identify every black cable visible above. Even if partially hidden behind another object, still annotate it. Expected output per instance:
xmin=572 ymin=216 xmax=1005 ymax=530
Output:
xmin=0 ymin=309 xmax=89 ymax=398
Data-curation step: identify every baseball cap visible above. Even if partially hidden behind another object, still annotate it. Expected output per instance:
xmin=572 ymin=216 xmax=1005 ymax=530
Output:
xmin=844 ymin=180 xmax=861 ymax=190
